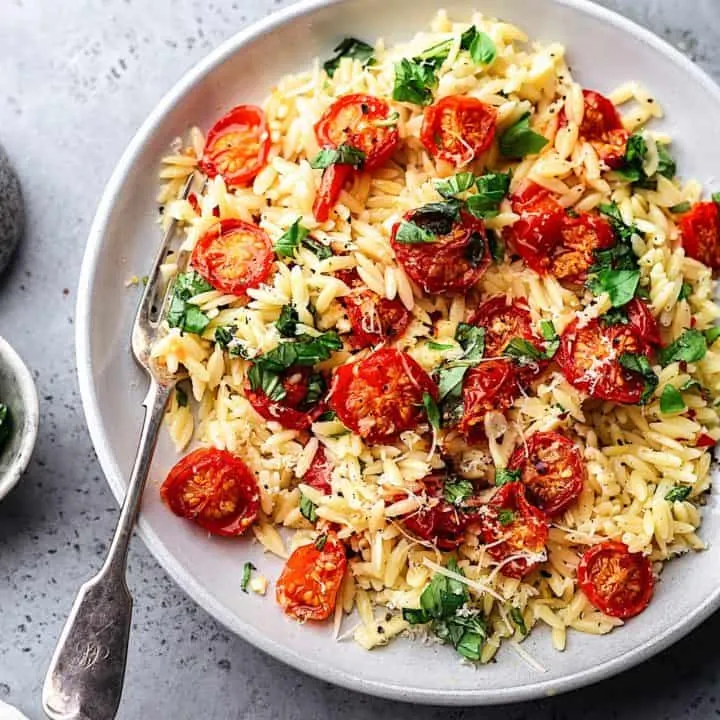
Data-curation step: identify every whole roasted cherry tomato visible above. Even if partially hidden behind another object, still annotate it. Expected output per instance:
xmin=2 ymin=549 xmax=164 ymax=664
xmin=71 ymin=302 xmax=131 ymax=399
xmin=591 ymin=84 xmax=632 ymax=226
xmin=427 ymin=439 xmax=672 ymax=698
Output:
xmin=402 ymin=475 xmax=469 ymax=550
xmin=559 ymin=89 xmax=629 ymax=169
xmin=199 ymin=105 xmax=270 ymax=188
xmin=276 ymin=534 xmax=347 ymax=621
xmin=328 ymin=348 xmax=437 ymax=445
xmin=160 ymin=447 xmax=260 ymax=536
xmin=577 ymin=540 xmax=654 ymax=618
xmin=679 ymin=201 xmax=720 ymax=269
xmin=391 ymin=207 xmax=490 ymax=295
xmin=508 ymin=431 xmax=585 ymax=516
xmin=191 ymin=218 xmax=273 ymax=295
xmin=420 ymin=95 xmax=497 ymax=166
xmin=479 ymin=482 xmax=549 ymax=579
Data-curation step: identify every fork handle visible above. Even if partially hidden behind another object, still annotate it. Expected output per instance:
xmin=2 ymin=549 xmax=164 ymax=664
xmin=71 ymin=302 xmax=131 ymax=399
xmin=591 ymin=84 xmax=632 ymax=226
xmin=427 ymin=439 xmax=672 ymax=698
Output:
xmin=42 ymin=380 xmax=172 ymax=720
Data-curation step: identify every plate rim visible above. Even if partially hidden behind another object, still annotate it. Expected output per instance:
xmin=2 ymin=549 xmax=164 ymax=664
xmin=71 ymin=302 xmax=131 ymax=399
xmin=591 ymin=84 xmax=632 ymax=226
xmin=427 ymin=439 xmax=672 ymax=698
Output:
xmin=75 ymin=0 xmax=720 ymax=705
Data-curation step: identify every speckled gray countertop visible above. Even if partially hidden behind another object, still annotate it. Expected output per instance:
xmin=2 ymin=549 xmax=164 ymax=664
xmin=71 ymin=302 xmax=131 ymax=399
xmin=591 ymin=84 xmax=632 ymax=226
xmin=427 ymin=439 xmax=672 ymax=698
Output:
xmin=1 ymin=1 xmax=719 ymax=718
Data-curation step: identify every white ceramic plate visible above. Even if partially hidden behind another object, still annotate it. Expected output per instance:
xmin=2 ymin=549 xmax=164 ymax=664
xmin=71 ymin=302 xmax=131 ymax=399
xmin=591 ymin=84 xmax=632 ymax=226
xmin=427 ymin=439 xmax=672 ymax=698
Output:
xmin=76 ymin=0 xmax=720 ymax=705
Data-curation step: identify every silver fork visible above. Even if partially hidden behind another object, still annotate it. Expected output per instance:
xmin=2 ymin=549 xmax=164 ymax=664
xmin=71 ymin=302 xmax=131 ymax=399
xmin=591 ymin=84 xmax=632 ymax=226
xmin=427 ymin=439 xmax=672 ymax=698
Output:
xmin=42 ymin=174 xmax=197 ymax=720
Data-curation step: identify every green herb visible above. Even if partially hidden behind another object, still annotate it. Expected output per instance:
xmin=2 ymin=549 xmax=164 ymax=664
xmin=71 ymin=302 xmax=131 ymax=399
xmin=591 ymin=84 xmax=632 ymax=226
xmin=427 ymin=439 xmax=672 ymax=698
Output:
xmin=680 ymin=378 xmax=702 ymax=393
xmin=487 ymin=230 xmax=505 ymax=263
xmin=323 ymin=37 xmax=375 ymax=77
xmin=0 ymin=404 xmax=12 ymax=453
xmin=495 ymin=468 xmax=521 ymax=486
xmin=465 ymin=231 xmax=487 ymax=268
xmin=276 ymin=305 xmax=299 ymax=337
xmin=670 ymin=202 xmax=691 ymax=214
xmin=311 ymin=143 xmax=366 ymax=170
xmin=436 ymin=172 xmax=476 ymax=199
xmin=302 ymin=372 xmax=326 ymax=409
xmin=657 ymin=329 xmax=708 ymax=366
xmin=586 ymin=269 xmax=640 ymax=307
xmin=317 ymin=410 xmax=337 ymax=422
xmin=372 ymin=111 xmax=400 ymax=128
xmin=465 ymin=172 xmax=511 ymax=219
xmin=394 ymin=220 xmax=437 ymax=245
xmin=465 ymin=29 xmax=496 ymax=65
xmin=443 ymin=477 xmax=474 ymax=506
xmin=713 ymin=192 xmax=720 ymax=206
xmin=248 ymin=364 xmax=287 ymax=402
xmin=619 ymin=353 xmax=658 ymax=404
xmin=455 ymin=323 xmax=485 ymax=362
xmin=301 ymin=236 xmax=333 ymax=260
xmin=275 ymin=219 xmax=310 ymax=258
xmin=299 ymin=493 xmax=318 ymax=523
xmin=423 ymin=392 xmax=441 ymax=430
xmin=597 ymin=202 xmax=640 ymax=246
xmin=592 ymin=202 xmax=641 ymax=278
xmin=314 ymin=533 xmax=328 ymax=551
xmin=241 ymin=562 xmax=255 ymax=593
xmin=498 ymin=113 xmax=548 ymax=159
xmin=392 ymin=57 xmax=437 ymax=105
xmin=434 ymin=611 xmax=487 ymax=661
xmin=657 ymin=144 xmax=676 ymax=180
xmin=509 ymin=607 xmax=527 ymax=635
xmin=498 ymin=509 xmax=515 ymax=526
xmin=704 ymin=327 xmax=720 ymax=346
xmin=214 ymin=326 xmax=234 ymax=348
xmin=540 ymin=320 xmax=560 ymax=359
xmin=436 ymin=364 xmax=469 ymax=404
xmin=175 ymin=386 xmax=188 ymax=408
xmin=664 ymin=485 xmax=692 ymax=503
xmin=504 ymin=337 xmax=543 ymax=363
xmin=427 ymin=340 xmax=455 ymax=351
xmin=167 ymin=271 xmax=213 ymax=335
xmin=616 ymin=133 xmax=676 ymax=187
xmin=395 ymin=201 xmax=461 ymax=244
xmin=660 ymin=384 xmax=685 ymax=414
xmin=254 ymin=331 xmax=343 ymax=373
xmin=678 ymin=282 xmax=693 ymax=301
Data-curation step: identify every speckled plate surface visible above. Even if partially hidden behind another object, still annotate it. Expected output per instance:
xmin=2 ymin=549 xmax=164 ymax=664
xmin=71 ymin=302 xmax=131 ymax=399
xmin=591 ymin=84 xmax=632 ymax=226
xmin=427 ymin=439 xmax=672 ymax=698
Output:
xmin=75 ymin=0 xmax=720 ymax=705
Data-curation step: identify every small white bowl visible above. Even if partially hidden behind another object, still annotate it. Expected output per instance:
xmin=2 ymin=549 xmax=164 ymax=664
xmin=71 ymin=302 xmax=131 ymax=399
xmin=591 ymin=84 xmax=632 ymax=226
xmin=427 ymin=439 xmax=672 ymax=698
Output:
xmin=0 ymin=335 xmax=38 ymax=500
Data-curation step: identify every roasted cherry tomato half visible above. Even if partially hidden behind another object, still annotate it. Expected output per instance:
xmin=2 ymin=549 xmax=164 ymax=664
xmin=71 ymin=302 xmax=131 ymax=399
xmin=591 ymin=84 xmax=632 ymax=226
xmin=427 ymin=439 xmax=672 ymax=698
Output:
xmin=556 ymin=317 xmax=653 ymax=404
xmin=328 ymin=347 xmax=438 ymax=445
xmin=507 ymin=183 xmax=615 ymax=285
xmin=160 ymin=447 xmax=260 ymax=536
xmin=312 ymin=162 xmax=353 ymax=223
xmin=391 ymin=208 xmax=491 ymax=295
xmin=679 ymin=201 xmax=720 ymax=269
xmin=315 ymin=93 xmax=400 ymax=171
xmin=479 ymin=482 xmax=549 ymax=579
xmin=338 ymin=270 xmax=411 ymax=348
xmin=303 ymin=445 xmax=333 ymax=495
xmin=577 ymin=540 xmax=654 ymax=618
xmin=508 ymin=431 xmax=585 ymax=517
xmin=402 ymin=475 xmax=469 ymax=550
xmin=246 ymin=367 xmax=325 ymax=431
xmin=458 ymin=359 xmax=520 ymax=442
xmin=199 ymin=105 xmax=271 ymax=188
xmin=559 ymin=89 xmax=628 ymax=169
xmin=420 ymin=95 xmax=497 ymax=166
xmin=276 ymin=534 xmax=347 ymax=621
xmin=191 ymin=218 xmax=274 ymax=296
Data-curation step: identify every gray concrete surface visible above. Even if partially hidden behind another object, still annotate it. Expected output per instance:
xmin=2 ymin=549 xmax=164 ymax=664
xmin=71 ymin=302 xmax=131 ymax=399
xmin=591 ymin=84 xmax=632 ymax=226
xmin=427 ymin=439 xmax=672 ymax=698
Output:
xmin=1 ymin=0 xmax=719 ymax=718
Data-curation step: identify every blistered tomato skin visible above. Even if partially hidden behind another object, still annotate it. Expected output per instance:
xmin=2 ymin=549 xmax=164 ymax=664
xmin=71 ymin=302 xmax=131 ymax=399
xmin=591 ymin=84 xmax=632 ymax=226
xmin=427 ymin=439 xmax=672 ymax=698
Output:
xmin=679 ymin=201 xmax=720 ymax=269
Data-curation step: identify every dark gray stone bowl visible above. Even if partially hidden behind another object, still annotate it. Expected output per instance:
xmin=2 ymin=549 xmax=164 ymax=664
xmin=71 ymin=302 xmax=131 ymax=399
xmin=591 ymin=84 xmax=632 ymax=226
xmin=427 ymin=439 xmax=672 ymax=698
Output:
xmin=0 ymin=143 xmax=24 ymax=275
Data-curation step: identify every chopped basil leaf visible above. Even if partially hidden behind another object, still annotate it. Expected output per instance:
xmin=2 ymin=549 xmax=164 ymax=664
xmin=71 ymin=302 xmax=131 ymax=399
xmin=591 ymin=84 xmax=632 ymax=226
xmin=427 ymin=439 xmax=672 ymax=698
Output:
xmin=412 ymin=201 xmax=462 ymax=233
xmin=415 ymin=38 xmax=453 ymax=69
xmin=276 ymin=305 xmax=299 ymax=337
xmin=214 ymin=326 xmax=234 ymax=348
xmin=167 ymin=271 xmax=213 ymax=334
xmin=253 ymin=331 xmax=343 ymax=373
xmin=427 ymin=340 xmax=455 ymax=351
xmin=417 ymin=558 xmax=468 ymax=619
xmin=509 ymin=607 xmax=527 ymax=635
xmin=314 ymin=533 xmax=328 ymax=551
xmin=241 ymin=561 xmax=255 ymax=593
xmin=657 ymin=329 xmax=708 ymax=367
xmin=183 ymin=305 xmax=210 ymax=335
xmin=680 ymin=378 xmax=702 ymax=393
xmin=660 ymin=384 xmax=685 ymax=414
xmin=464 ymin=231 xmax=487 ymax=267
xmin=593 ymin=202 xmax=641 ymax=275
xmin=435 ymin=611 xmax=487 ymax=661
xmin=498 ymin=509 xmax=515 ymax=526
xmin=436 ymin=172 xmax=476 ymax=199
xmin=540 ymin=320 xmax=560 ymax=358
xmin=466 ymin=30 xmax=496 ymax=65
xmin=664 ymin=485 xmax=692 ymax=503
xmin=704 ymin=326 xmax=720 ymax=346
xmin=619 ymin=352 xmax=658 ymax=404
xmin=601 ymin=306 xmax=630 ymax=326
xmin=423 ymin=391 xmax=441 ymax=429
xmin=175 ymin=386 xmax=188 ymax=408
xmin=678 ymin=282 xmax=693 ymax=301
xmin=302 ymin=372 xmax=326 ymax=409
xmin=586 ymin=269 xmax=640 ymax=307
xmin=248 ymin=364 xmax=286 ymax=402
xmin=455 ymin=323 xmax=485 ymax=362
xmin=317 ymin=410 xmax=337 ymax=422
xmin=392 ymin=57 xmax=437 ymax=105
xmin=657 ymin=143 xmax=676 ymax=180
xmin=713 ymin=192 xmax=720 ymax=206
xmin=465 ymin=172 xmax=511 ymax=219
xmin=323 ymin=37 xmax=375 ymax=77
xmin=275 ymin=219 xmax=310 ymax=258
xmin=302 ymin=236 xmax=333 ymax=260
xmin=615 ymin=133 xmax=647 ymax=184
xmin=504 ymin=337 xmax=543 ymax=363
xmin=395 ymin=220 xmax=437 ymax=245
xmin=299 ymin=493 xmax=318 ymax=523
xmin=173 ymin=270 xmax=213 ymax=299
xmin=443 ymin=477 xmax=474 ymax=506
xmin=495 ymin=468 xmax=521 ymax=486
xmin=499 ymin=113 xmax=548 ymax=159
xmin=437 ymin=364 xmax=469 ymax=402
xmin=670 ymin=202 xmax=691 ymax=214
xmin=487 ymin=229 xmax=505 ymax=263
xmin=310 ymin=143 xmax=366 ymax=170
